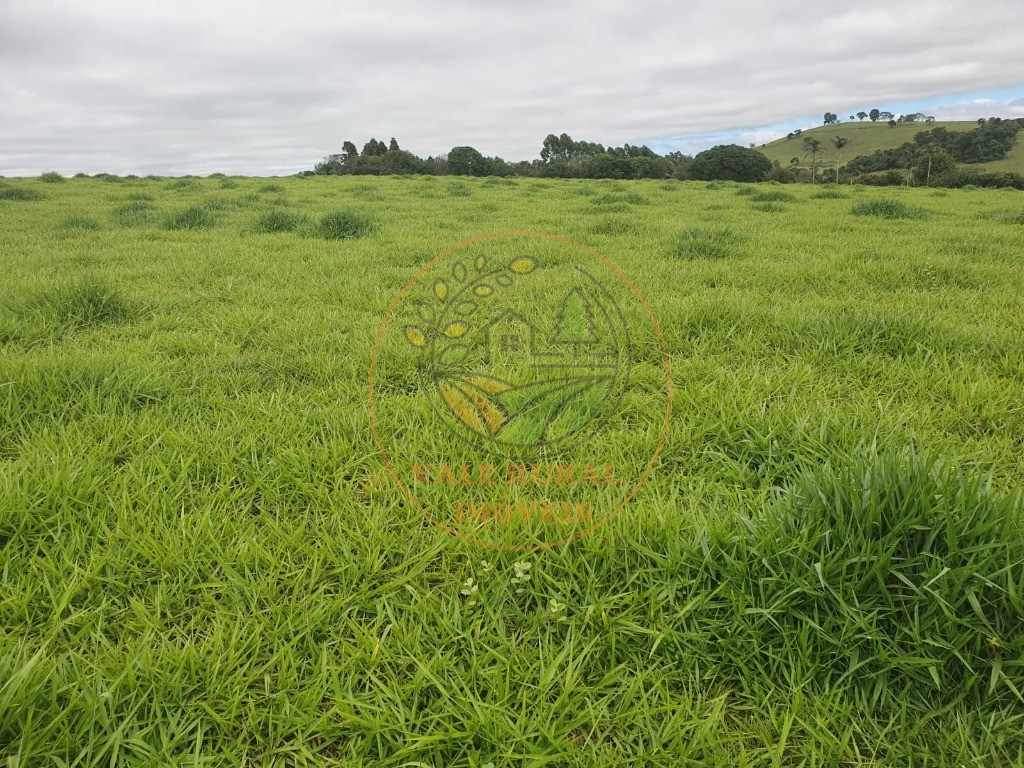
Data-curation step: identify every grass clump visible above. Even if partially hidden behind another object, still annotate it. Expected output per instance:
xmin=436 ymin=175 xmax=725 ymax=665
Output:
xmin=812 ymin=187 xmax=848 ymax=199
xmin=165 ymin=178 xmax=200 ymax=192
xmin=751 ymin=189 xmax=795 ymax=203
xmin=55 ymin=215 xmax=103 ymax=233
xmin=258 ymin=183 xmax=285 ymax=194
xmin=852 ymin=198 xmax=928 ymax=219
xmin=6 ymin=279 xmax=137 ymax=332
xmin=38 ymin=171 xmax=65 ymax=183
xmin=251 ymin=209 xmax=304 ymax=234
xmin=0 ymin=184 xmax=44 ymax=201
xmin=316 ymin=208 xmax=375 ymax=240
xmin=734 ymin=448 xmax=1023 ymax=705
xmin=110 ymin=200 xmax=159 ymax=228
xmin=671 ymin=226 xmax=746 ymax=259
xmin=163 ymin=205 xmax=215 ymax=231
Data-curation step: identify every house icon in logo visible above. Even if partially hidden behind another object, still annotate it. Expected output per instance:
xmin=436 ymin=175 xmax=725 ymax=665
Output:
xmin=480 ymin=309 xmax=540 ymax=368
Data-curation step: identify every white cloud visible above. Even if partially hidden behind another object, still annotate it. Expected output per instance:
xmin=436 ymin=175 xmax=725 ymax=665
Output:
xmin=1 ymin=0 xmax=1023 ymax=174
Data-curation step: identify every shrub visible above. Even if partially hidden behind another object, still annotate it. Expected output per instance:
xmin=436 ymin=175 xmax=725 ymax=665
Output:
xmin=317 ymin=209 xmax=375 ymax=240
xmin=39 ymin=171 xmax=65 ymax=183
xmin=855 ymin=170 xmax=905 ymax=186
xmin=163 ymin=205 xmax=215 ymax=230
xmin=931 ymin=169 xmax=1024 ymax=189
xmin=691 ymin=145 xmax=773 ymax=182
xmin=851 ymin=199 xmax=927 ymax=220
xmin=671 ymin=226 xmax=746 ymax=259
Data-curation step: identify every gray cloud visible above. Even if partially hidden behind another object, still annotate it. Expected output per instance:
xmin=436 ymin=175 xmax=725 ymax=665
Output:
xmin=2 ymin=0 xmax=1023 ymax=175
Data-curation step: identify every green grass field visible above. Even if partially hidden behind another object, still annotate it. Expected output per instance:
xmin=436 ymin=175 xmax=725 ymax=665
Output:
xmin=761 ymin=120 xmax=1024 ymax=174
xmin=1 ymin=174 xmax=1023 ymax=765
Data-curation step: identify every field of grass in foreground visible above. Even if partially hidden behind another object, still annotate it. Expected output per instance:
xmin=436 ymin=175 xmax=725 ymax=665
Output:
xmin=1 ymin=174 xmax=1023 ymax=765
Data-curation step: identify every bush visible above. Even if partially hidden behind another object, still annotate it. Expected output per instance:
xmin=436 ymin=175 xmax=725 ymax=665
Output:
xmin=317 ymin=209 xmax=375 ymax=240
xmin=163 ymin=205 xmax=215 ymax=230
xmin=855 ymin=170 xmax=906 ymax=186
xmin=851 ymin=199 xmax=927 ymax=220
xmin=930 ymin=168 xmax=1024 ymax=190
xmin=691 ymin=145 xmax=773 ymax=182
xmin=38 ymin=171 xmax=65 ymax=183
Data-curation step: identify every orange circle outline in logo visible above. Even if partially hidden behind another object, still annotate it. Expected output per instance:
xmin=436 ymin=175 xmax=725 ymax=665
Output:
xmin=367 ymin=230 xmax=673 ymax=551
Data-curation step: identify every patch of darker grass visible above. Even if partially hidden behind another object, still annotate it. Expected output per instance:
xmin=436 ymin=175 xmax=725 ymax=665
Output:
xmin=751 ymin=190 xmax=796 ymax=203
xmin=55 ymin=215 xmax=103 ymax=234
xmin=110 ymin=200 xmax=160 ymax=228
xmin=812 ymin=188 xmax=848 ymax=199
xmin=163 ymin=204 xmax=216 ymax=230
xmin=671 ymin=226 xmax=747 ymax=260
xmin=0 ymin=183 xmax=45 ymax=201
xmin=251 ymin=209 xmax=305 ymax=234
xmin=165 ymin=178 xmax=201 ymax=192
xmin=6 ymin=279 xmax=138 ymax=333
xmin=852 ymin=199 xmax=927 ymax=220
xmin=316 ymin=209 xmax=376 ymax=240
xmin=258 ymin=183 xmax=285 ymax=194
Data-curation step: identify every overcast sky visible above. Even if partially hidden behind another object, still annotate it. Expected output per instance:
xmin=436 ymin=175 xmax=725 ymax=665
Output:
xmin=3 ymin=0 xmax=1024 ymax=176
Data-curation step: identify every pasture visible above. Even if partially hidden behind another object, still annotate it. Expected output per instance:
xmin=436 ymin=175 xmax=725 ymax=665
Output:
xmin=1 ymin=173 xmax=1023 ymax=765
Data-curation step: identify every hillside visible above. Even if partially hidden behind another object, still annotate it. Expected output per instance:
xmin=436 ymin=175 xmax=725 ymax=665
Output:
xmin=759 ymin=120 xmax=1024 ymax=174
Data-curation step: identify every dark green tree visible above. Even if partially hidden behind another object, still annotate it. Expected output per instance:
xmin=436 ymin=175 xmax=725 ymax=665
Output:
xmin=690 ymin=144 xmax=772 ymax=182
xmin=448 ymin=146 xmax=489 ymax=176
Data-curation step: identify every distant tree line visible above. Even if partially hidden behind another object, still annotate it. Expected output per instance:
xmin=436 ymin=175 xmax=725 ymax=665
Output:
xmin=313 ymin=133 xmax=697 ymax=180
xmin=820 ymin=109 xmax=936 ymax=127
xmin=310 ymin=118 xmax=1023 ymax=187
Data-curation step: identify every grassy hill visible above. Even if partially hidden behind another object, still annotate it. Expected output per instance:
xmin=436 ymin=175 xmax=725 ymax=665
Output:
xmin=760 ymin=120 xmax=1024 ymax=174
